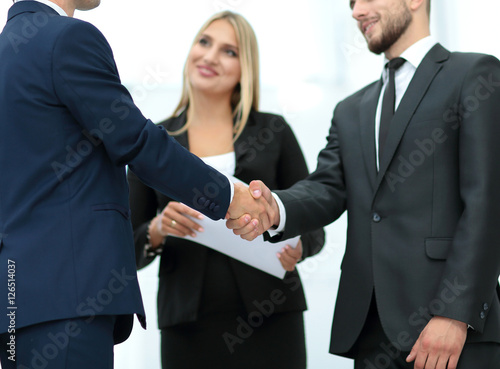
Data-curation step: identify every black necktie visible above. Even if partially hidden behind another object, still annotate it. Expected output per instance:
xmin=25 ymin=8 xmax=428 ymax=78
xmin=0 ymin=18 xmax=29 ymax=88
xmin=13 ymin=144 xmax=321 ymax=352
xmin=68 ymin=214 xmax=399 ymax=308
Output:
xmin=379 ymin=57 xmax=406 ymax=160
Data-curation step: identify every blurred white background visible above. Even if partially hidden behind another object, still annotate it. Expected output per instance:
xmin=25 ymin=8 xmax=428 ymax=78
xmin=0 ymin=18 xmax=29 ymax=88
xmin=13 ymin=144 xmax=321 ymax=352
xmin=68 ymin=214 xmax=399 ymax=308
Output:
xmin=2 ymin=1 xmax=500 ymax=368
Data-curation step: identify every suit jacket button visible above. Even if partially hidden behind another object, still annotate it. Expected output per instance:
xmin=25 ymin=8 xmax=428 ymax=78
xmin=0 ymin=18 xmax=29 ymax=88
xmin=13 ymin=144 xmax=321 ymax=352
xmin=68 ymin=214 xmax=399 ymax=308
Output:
xmin=209 ymin=203 xmax=215 ymax=210
xmin=480 ymin=311 xmax=486 ymax=319
xmin=198 ymin=196 xmax=207 ymax=206
xmin=372 ymin=213 xmax=381 ymax=223
xmin=213 ymin=205 xmax=220 ymax=212
xmin=484 ymin=303 xmax=489 ymax=311
xmin=204 ymin=200 xmax=211 ymax=207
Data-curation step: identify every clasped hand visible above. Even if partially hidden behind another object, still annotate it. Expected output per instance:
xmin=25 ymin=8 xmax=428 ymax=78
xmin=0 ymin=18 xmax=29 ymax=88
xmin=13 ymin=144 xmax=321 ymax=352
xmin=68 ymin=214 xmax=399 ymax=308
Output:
xmin=153 ymin=188 xmax=299 ymax=271
xmin=226 ymin=181 xmax=278 ymax=240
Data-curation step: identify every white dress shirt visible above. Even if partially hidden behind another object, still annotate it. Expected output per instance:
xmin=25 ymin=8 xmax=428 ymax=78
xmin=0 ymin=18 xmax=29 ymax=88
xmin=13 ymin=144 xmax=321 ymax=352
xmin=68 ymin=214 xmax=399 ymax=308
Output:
xmin=376 ymin=36 xmax=438 ymax=167
xmin=14 ymin=0 xmax=68 ymax=16
xmin=201 ymin=152 xmax=236 ymax=178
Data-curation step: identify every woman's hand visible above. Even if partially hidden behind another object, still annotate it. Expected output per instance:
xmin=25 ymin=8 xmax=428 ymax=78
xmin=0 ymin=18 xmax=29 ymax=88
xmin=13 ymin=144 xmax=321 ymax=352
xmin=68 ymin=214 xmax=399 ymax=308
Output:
xmin=277 ymin=240 xmax=303 ymax=271
xmin=148 ymin=202 xmax=204 ymax=248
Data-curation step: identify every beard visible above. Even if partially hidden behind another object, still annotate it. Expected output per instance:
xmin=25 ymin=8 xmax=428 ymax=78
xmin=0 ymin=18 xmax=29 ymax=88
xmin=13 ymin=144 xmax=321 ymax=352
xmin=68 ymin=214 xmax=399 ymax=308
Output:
xmin=366 ymin=3 xmax=412 ymax=55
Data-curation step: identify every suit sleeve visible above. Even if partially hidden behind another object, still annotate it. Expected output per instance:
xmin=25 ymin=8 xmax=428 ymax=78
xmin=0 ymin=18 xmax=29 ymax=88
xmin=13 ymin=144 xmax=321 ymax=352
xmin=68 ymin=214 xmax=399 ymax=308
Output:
xmin=274 ymin=112 xmax=347 ymax=241
xmin=431 ymin=55 xmax=500 ymax=331
xmin=274 ymin=118 xmax=325 ymax=259
xmin=50 ymin=21 xmax=230 ymax=220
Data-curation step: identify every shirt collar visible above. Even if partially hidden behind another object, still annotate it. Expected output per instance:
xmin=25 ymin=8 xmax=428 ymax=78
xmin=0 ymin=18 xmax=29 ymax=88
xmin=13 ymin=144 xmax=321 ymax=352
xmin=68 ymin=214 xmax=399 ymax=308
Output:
xmin=14 ymin=0 xmax=68 ymax=16
xmin=383 ymin=35 xmax=438 ymax=71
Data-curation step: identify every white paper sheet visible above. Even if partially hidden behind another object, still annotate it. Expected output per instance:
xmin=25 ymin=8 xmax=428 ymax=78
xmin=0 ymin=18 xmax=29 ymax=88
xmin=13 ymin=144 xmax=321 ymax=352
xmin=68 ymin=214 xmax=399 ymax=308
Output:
xmin=173 ymin=217 xmax=299 ymax=279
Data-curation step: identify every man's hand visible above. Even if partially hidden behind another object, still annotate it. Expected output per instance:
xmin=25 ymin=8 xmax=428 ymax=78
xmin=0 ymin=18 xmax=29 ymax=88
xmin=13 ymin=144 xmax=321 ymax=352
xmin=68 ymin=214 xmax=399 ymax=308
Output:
xmin=406 ymin=316 xmax=467 ymax=369
xmin=226 ymin=181 xmax=278 ymax=240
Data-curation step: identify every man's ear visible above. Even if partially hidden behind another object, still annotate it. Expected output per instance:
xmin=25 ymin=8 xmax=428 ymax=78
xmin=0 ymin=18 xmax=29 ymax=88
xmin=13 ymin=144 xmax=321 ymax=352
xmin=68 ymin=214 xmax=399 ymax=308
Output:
xmin=408 ymin=0 xmax=427 ymax=12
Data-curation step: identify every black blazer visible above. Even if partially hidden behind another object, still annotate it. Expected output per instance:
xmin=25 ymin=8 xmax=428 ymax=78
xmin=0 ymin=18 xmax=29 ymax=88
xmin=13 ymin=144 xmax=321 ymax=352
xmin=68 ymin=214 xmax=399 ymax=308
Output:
xmin=274 ymin=44 xmax=500 ymax=354
xmin=128 ymin=110 xmax=325 ymax=328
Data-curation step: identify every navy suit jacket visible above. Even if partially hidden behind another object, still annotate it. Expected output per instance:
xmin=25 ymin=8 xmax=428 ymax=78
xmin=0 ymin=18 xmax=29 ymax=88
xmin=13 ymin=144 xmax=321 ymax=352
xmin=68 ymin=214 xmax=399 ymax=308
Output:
xmin=0 ymin=1 xmax=230 ymax=342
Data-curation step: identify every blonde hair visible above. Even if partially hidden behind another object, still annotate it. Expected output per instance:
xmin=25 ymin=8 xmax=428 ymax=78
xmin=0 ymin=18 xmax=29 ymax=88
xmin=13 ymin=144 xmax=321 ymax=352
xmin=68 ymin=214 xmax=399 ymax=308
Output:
xmin=169 ymin=11 xmax=260 ymax=141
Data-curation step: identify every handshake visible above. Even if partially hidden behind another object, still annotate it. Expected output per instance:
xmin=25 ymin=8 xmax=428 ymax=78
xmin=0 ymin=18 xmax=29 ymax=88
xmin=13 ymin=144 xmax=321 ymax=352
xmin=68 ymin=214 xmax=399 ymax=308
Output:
xmin=225 ymin=181 xmax=280 ymax=241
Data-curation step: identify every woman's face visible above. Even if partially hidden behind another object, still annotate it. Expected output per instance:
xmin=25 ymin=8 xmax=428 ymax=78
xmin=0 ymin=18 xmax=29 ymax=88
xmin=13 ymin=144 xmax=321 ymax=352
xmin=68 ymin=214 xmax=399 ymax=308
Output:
xmin=187 ymin=19 xmax=242 ymax=98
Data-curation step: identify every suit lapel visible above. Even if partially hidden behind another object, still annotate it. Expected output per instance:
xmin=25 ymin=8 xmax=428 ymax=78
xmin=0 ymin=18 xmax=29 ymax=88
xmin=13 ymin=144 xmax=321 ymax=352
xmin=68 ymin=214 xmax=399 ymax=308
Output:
xmin=234 ymin=111 xmax=257 ymax=165
xmin=375 ymin=44 xmax=450 ymax=191
xmin=359 ymin=80 xmax=382 ymax=191
xmin=160 ymin=112 xmax=189 ymax=149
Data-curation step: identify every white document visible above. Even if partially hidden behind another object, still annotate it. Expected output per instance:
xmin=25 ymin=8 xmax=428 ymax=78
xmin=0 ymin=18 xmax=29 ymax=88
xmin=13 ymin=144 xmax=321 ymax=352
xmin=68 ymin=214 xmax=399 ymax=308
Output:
xmin=176 ymin=217 xmax=299 ymax=279
xmin=170 ymin=173 xmax=299 ymax=278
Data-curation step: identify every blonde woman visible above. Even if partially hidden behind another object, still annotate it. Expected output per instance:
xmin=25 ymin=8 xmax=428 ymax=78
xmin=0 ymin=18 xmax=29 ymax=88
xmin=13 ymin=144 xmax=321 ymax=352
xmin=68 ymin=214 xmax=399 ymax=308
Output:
xmin=128 ymin=11 xmax=324 ymax=369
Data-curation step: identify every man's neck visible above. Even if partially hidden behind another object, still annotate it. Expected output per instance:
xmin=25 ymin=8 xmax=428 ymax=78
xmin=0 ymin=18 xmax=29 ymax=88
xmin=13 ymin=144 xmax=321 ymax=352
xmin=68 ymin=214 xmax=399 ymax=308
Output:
xmin=385 ymin=32 xmax=431 ymax=60
xmin=47 ymin=0 xmax=75 ymax=17
xmin=384 ymin=19 xmax=431 ymax=59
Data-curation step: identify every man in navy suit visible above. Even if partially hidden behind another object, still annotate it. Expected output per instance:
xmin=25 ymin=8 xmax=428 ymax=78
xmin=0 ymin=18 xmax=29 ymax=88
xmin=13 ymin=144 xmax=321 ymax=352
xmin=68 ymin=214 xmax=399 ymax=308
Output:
xmin=230 ymin=0 xmax=500 ymax=368
xmin=0 ymin=0 xmax=273 ymax=367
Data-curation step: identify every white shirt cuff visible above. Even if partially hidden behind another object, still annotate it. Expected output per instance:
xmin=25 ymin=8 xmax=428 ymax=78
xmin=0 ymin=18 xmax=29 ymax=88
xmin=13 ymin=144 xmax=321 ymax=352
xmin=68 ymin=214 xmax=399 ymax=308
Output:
xmin=227 ymin=178 xmax=235 ymax=205
xmin=266 ymin=193 xmax=286 ymax=237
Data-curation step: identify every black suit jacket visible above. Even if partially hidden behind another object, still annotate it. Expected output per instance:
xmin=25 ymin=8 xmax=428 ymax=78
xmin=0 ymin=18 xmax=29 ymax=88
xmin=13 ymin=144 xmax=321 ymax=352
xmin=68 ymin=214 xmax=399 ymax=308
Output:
xmin=128 ymin=110 xmax=325 ymax=328
xmin=274 ymin=44 xmax=500 ymax=355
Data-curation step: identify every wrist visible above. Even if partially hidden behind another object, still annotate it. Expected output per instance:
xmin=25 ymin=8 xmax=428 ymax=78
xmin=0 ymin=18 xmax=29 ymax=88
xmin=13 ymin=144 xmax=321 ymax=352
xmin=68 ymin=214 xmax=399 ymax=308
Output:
xmin=147 ymin=217 xmax=165 ymax=248
xmin=270 ymin=192 xmax=285 ymax=231
xmin=271 ymin=196 xmax=280 ymax=227
xmin=144 ymin=218 xmax=164 ymax=258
